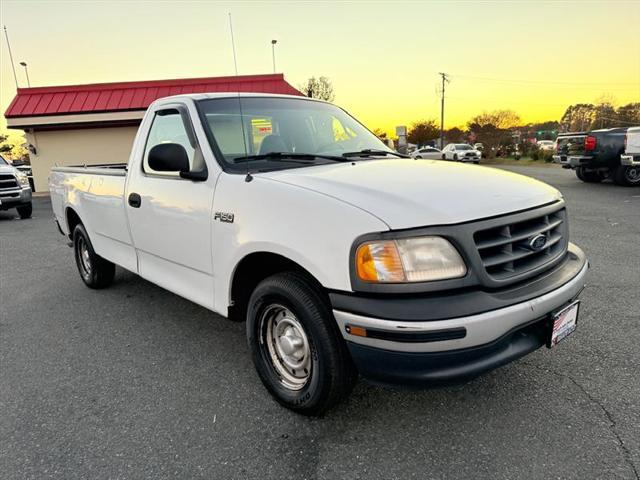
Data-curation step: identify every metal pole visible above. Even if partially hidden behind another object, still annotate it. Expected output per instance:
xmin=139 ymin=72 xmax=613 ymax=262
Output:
xmin=271 ymin=39 xmax=277 ymax=73
xmin=20 ymin=61 xmax=30 ymax=87
xmin=439 ymin=72 xmax=448 ymax=149
xmin=228 ymin=13 xmax=238 ymax=75
xmin=3 ymin=26 xmax=19 ymax=89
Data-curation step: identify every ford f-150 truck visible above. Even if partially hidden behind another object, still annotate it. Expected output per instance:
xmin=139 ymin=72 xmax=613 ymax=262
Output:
xmin=0 ymin=154 xmax=33 ymax=218
xmin=50 ymin=93 xmax=588 ymax=415
xmin=553 ymin=127 xmax=637 ymax=186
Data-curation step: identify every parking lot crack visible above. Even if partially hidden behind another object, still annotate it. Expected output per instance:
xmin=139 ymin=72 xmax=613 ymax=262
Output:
xmin=524 ymin=362 xmax=639 ymax=480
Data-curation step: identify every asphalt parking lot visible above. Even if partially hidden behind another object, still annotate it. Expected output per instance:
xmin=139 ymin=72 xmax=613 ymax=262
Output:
xmin=1 ymin=165 xmax=639 ymax=480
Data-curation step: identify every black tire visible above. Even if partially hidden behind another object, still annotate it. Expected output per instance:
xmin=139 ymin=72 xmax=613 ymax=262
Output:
xmin=575 ymin=167 xmax=603 ymax=183
xmin=613 ymin=165 xmax=640 ymax=187
xmin=453 ymin=154 xmax=458 ymax=161
xmin=441 ymin=154 xmax=446 ymax=160
xmin=246 ymin=271 xmax=357 ymax=416
xmin=415 ymin=155 xmax=422 ymax=159
xmin=473 ymin=161 xmax=480 ymax=165
xmin=16 ymin=202 xmax=32 ymax=219
xmin=73 ymin=224 xmax=115 ymax=289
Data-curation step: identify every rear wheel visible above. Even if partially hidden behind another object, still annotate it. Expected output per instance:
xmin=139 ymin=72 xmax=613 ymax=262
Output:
xmin=575 ymin=167 xmax=603 ymax=183
xmin=16 ymin=202 xmax=32 ymax=219
xmin=246 ymin=272 xmax=357 ymax=416
xmin=415 ymin=155 xmax=422 ymax=159
xmin=613 ymin=165 xmax=640 ymax=186
xmin=73 ymin=224 xmax=115 ymax=289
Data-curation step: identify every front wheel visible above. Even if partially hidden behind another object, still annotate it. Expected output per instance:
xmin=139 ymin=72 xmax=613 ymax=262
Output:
xmin=613 ymin=165 xmax=640 ymax=186
xmin=17 ymin=202 xmax=32 ymax=219
xmin=415 ymin=155 xmax=422 ymax=159
xmin=73 ymin=224 xmax=115 ymax=289
xmin=453 ymin=154 xmax=458 ymax=161
xmin=246 ymin=272 xmax=357 ymax=416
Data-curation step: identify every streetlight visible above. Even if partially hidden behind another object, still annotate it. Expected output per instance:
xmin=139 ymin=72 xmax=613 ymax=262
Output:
xmin=271 ymin=39 xmax=277 ymax=73
xmin=19 ymin=61 xmax=30 ymax=87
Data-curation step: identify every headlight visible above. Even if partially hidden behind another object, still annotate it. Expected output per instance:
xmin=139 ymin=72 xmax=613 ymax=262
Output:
xmin=17 ymin=172 xmax=30 ymax=187
xmin=355 ymin=236 xmax=466 ymax=283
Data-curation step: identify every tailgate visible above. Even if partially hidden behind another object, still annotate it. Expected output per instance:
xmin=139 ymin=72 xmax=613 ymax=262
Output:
xmin=556 ymin=135 xmax=587 ymax=156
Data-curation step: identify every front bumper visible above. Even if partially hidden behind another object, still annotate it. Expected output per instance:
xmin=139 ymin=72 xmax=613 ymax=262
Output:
xmin=0 ymin=187 xmax=32 ymax=210
xmin=332 ymin=243 xmax=588 ymax=385
xmin=621 ymin=154 xmax=640 ymax=166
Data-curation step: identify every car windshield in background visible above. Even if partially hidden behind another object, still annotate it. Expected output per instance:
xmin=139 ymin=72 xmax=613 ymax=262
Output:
xmin=455 ymin=144 xmax=473 ymax=150
xmin=0 ymin=155 xmax=8 ymax=165
xmin=197 ymin=96 xmax=393 ymax=172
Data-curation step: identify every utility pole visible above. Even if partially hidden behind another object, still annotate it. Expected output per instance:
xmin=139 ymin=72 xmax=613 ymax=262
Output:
xmin=438 ymin=72 xmax=449 ymax=149
xmin=3 ymin=26 xmax=19 ymax=89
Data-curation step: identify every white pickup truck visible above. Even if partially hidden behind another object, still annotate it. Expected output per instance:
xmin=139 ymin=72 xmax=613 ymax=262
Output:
xmin=50 ymin=93 xmax=588 ymax=415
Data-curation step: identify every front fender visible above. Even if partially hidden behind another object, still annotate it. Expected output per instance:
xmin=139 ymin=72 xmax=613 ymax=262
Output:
xmin=211 ymin=173 xmax=388 ymax=314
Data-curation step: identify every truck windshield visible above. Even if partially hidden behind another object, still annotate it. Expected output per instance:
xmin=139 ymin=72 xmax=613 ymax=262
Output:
xmin=197 ymin=96 xmax=393 ymax=172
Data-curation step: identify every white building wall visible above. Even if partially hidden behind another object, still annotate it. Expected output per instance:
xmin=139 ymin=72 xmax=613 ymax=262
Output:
xmin=25 ymin=126 xmax=139 ymax=192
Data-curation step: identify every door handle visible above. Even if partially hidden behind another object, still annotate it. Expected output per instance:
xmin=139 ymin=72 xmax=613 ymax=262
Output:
xmin=128 ymin=192 xmax=141 ymax=208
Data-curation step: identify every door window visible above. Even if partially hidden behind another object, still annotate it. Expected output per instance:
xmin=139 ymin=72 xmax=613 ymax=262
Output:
xmin=143 ymin=110 xmax=196 ymax=175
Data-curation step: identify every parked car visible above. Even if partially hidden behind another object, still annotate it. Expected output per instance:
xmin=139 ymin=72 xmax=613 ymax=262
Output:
xmin=442 ymin=143 xmax=481 ymax=163
xmin=411 ymin=146 xmax=442 ymax=159
xmin=553 ymin=127 xmax=635 ymax=186
xmin=0 ymin=154 xmax=33 ymax=218
xmin=49 ymin=93 xmax=588 ymax=415
xmin=537 ymin=140 xmax=556 ymax=152
xmin=620 ymin=126 xmax=640 ymax=186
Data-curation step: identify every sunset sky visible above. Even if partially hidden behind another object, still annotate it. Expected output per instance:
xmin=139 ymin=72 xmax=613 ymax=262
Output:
xmin=1 ymin=0 xmax=639 ymax=137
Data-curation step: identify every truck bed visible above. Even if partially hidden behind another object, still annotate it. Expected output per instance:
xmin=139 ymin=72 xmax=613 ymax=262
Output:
xmin=51 ymin=163 xmax=128 ymax=176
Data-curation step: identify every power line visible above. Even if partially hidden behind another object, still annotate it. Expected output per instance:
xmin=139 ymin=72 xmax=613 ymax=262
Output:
xmin=448 ymin=72 xmax=640 ymax=87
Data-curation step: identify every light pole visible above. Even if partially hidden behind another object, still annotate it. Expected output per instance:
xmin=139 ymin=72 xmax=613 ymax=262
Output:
xmin=271 ymin=39 xmax=277 ymax=73
xmin=19 ymin=61 xmax=31 ymax=87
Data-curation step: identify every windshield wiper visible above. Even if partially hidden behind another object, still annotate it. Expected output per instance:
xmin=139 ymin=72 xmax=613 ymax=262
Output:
xmin=233 ymin=152 xmax=349 ymax=163
xmin=341 ymin=149 xmax=410 ymax=159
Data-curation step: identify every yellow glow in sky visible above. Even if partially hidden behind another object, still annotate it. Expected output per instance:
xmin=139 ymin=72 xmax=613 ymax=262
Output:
xmin=1 ymin=0 xmax=639 ymax=137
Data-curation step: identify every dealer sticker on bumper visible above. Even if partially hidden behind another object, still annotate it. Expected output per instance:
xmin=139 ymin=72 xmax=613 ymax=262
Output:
xmin=549 ymin=301 xmax=579 ymax=348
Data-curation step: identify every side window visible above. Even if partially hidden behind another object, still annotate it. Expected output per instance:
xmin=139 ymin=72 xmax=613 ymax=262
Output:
xmin=143 ymin=109 xmax=196 ymax=175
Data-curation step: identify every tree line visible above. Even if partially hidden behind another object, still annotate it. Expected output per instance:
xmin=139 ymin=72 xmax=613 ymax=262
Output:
xmin=401 ymin=101 xmax=639 ymax=158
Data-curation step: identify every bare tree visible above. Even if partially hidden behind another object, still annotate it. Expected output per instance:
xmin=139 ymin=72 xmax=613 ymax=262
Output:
xmin=299 ymin=77 xmax=335 ymax=102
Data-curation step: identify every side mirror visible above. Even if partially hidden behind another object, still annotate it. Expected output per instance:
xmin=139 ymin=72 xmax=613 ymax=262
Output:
xmin=148 ymin=143 xmax=190 ymax=173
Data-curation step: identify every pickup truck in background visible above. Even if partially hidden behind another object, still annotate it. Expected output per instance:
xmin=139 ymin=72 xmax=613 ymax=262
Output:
xmin=0 ymin=154 xmax=33 ymax=218
xmin=50 ymin=93 xmax=588 ymax=415
xmin=620 ymin=126 xmax=640 ymax=185
xmin=553 ymin=127 xmax=638 ymax=186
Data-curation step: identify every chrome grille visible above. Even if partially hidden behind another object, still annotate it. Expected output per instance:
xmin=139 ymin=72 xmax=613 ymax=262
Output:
xmin=0 ymin=174 xmax=19 ymax=191
xmin=473 ymin=208 xmax=567 ymax=280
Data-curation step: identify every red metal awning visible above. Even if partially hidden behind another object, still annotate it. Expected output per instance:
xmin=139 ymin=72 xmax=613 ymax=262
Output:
xmin=5 ymin=73 xmax=302 ymax=118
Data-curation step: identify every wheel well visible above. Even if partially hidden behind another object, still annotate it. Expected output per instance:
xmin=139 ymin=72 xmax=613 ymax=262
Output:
xmin=228 ymin=252 xmax=324 ymax=322
xmin=65 ymin=208 xmax=82 ymax=239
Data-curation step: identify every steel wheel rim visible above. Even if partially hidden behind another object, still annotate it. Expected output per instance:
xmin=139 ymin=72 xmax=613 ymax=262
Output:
xmin=78 ymin=237 xmax=91 ymax=275
xmin=625 ymin=167 xmax=640 ymax=183
xmin=260 ymin=304 xmax=311 ymax=390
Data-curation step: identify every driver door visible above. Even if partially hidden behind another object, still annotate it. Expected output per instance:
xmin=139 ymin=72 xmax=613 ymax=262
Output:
xmin=126 ymin=104 xmax=216 ymax=309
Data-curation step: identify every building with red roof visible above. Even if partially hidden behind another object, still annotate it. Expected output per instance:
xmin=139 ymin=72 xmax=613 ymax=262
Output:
xmin=4 ymin=73 xmax=301 ymax=191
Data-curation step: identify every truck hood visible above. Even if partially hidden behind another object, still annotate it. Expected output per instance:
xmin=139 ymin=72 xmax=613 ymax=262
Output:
xmin=261 ymin=159 xmax=561 ymax=230
xmin=0 ymin=164 xmax=18 ymax=175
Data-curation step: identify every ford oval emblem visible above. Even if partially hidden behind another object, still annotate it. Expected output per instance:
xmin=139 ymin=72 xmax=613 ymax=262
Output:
xmin=528 ymin=234 xmax=548 ymax=251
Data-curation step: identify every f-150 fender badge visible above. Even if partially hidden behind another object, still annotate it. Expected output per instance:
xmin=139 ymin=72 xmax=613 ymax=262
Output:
xmin=214 ymin=211 xmax=235 ymax=223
